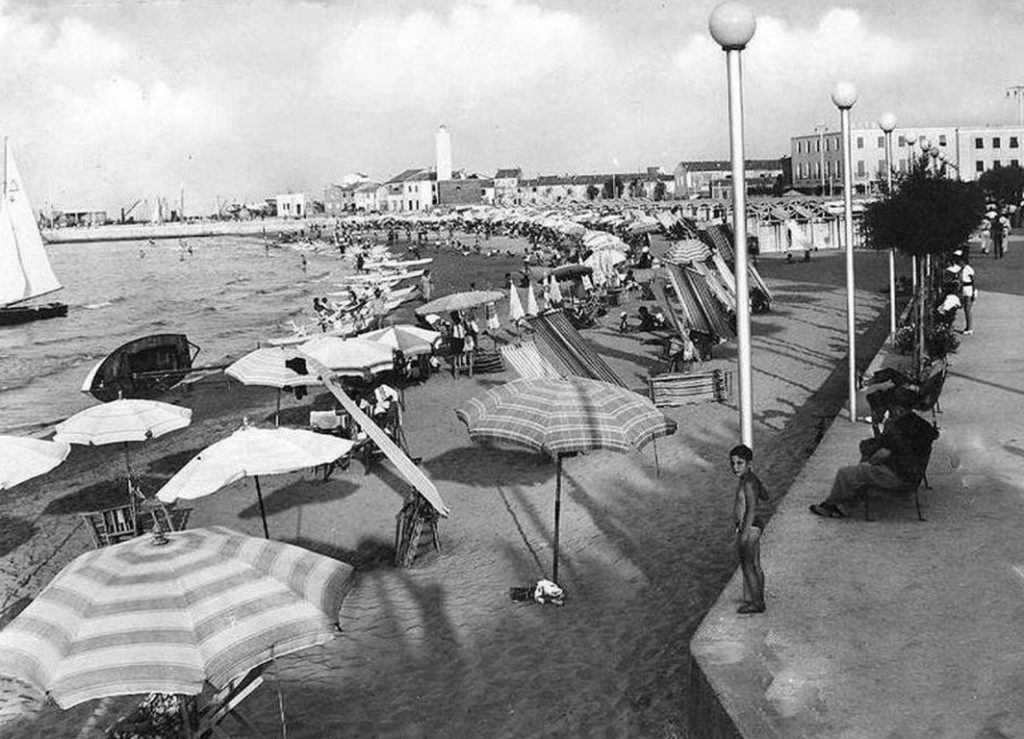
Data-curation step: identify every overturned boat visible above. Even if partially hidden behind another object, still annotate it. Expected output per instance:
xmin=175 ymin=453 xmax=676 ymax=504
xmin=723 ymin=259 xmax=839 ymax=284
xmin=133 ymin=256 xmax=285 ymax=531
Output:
xmin=82 ymin=334 xmax=200 ymax=402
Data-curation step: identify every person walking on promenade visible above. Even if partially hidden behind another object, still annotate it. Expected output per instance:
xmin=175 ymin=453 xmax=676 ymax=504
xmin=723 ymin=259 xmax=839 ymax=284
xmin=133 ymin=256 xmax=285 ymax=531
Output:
xmin=992 ymin=211 xmax=1006 ymax=259
xmin=809 ymin=388 xmax=938 ymax=519
xmin=955 ymin=252 xmax=976 ymax=335
xmin=730 ymin=444 xmax=768 ymax=615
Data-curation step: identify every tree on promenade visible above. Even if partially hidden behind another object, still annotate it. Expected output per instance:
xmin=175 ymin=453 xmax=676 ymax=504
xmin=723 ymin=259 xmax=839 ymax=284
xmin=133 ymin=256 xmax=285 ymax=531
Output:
xmin=978 ymin=163 xmax=1024 ymax=214
xmin=861 ymin=156 xmax=986 ymax=374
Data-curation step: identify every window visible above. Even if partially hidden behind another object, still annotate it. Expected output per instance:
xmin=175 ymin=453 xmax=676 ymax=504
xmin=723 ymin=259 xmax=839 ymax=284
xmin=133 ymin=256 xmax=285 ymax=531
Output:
xmin=1012 ymin=136 xmax=1020 ymax=148
xmin=1012 ymin=159 xmax=1020 ymax=167
xmin=856 ymin=137 xmax=864 ymax=149
xmin=878 ymin=159 xmax=886 ymax=175
xmin=939 ymin=135 xmax=947 ymax=146
xmin=899 ymin=159 xmax=907 ymax=172
xmin=898 ymin=135 xmax=906 ymax=147
xmin=815 ymin=139 xmax=820 ymax=153
xmin=975 ymin=138 xmax=984 ymax=149
xmin=993 ymin=137 xmax=1001 ymax=149
xmin=994 ymin=160 xmax=1002 ymax=168
xmin=877 ymin=136 xmax=884 ymax=148
xmin=856 ymin=160 xmax=865 ymax=176
xmin=813 ymin=162 xmax=820 ymax=177
xmin=976 ymin=161 xmax=984 ymax=172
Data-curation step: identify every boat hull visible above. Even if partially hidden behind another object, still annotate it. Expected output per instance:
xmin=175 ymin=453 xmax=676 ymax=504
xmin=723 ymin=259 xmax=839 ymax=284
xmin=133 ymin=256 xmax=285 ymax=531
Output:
xmin=0 ymin=302 xmax=68 ymax=326
xmin=83 ymin=333 xmax=196 ymax=402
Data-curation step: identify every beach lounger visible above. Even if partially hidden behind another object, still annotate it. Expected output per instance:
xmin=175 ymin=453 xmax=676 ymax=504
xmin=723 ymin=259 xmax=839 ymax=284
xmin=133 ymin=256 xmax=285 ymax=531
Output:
xmin=186 ymin=664 xmax=267 ymax=739
xmin=527 ymin=309 xmax=626 ymax=387
xmin=500 ymin=341 xmax=561 ymax=380
xmin=647 ymin=370 xmax=732 ymax=407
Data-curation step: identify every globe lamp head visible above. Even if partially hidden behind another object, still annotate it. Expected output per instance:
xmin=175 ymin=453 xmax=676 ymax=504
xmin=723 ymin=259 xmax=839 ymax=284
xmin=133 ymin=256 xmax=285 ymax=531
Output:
xmin=878 ymin=113 xmax=897 ymax=133
xmin=831 ymin=81 xmax=858 ymax=110
xmin=709 ymin=3 xmax=756 ymax=50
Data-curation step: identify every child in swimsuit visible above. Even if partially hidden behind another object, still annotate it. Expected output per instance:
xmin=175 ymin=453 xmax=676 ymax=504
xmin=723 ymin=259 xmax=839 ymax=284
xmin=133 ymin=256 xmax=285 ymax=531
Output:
xmin=730 ymin=444 xmax=768 ymax=614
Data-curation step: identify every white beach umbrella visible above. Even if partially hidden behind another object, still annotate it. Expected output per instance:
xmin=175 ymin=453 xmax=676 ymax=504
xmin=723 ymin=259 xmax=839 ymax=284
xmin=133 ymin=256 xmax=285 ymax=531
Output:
xmin=360 ymin=325 xmax=441 ymax=357
xmin=525 ymin=282 xmax=539 ymax=317
xmin=0 ymin=435 xmax=71 ymax=490
xmin=157 ymin=425 xmax=354 ymax=538
xmin=508 ymin=283 xmax=525 ymax=323
xmin=299 ymin=336 xmax=394 ymax=376
xmin=54 ymin=399 xmax=192 ymax=447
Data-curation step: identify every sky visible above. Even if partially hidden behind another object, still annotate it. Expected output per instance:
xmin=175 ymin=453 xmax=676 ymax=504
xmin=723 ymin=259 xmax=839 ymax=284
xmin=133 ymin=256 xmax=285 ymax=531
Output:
xmin=2 ymin=0 xmax=1022 ymax=216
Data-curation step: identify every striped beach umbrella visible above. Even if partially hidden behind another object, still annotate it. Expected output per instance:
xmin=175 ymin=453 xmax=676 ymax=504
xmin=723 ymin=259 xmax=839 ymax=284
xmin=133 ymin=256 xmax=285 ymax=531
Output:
xmin=0 ymin=526 xmax=354 ymax=709
xmin=455 ymin=378 xmax=676 ymax=582
xmin=663 ymin=239 xmax=712 ymax=265
xmin=548 ymin=275 xmax=564 ymax=305
xmin=415 ymin=290 xmax=505 ymax=316
xmin=0 ymin=435 xmax=71 ymax=490
xmin=226 ymin=347 xmax=323 ymax=426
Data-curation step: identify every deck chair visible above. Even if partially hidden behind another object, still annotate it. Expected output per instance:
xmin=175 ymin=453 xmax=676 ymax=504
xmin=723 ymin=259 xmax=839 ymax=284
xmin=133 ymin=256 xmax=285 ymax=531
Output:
xmin=309 ymin=410 xmax=352 ymax=480
xmin=80 ymin=503 xmax=140 ymax=548
xmin=186 ymin=665 xmax=267 ymax=739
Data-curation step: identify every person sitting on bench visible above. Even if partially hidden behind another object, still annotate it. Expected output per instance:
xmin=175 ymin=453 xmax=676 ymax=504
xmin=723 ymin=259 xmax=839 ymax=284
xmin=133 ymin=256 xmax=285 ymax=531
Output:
xmin=636 ymin=305 xmax=661 ymax=332
xmin=809 ymin=388 xmax=938 ymax=518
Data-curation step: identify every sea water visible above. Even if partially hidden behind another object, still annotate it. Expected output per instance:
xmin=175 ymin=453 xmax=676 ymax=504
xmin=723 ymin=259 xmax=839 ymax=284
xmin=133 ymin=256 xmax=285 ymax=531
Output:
xmin=0 ymin=236 xmax=519 ymax=436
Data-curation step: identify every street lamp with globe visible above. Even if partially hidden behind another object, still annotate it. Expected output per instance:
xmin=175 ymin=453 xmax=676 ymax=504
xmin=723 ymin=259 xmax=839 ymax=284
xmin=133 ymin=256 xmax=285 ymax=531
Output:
xmin=831 ymin=80 xmax=858 ymax=422
xmin=879 ymin=113 xmax=898 ymax=334
xmin=709 ymin=2 xmax=757 ymax=448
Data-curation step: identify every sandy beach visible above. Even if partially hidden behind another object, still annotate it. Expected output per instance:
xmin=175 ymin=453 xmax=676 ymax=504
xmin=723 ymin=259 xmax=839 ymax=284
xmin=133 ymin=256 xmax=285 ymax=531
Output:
xmin=0 ymin=239 xmax=899 ymax=738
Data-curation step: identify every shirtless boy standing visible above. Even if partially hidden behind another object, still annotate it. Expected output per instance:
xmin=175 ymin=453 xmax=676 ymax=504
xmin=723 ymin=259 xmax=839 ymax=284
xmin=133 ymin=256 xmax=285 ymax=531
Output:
xmin=730 ymin=444 xmax=768 ymax=614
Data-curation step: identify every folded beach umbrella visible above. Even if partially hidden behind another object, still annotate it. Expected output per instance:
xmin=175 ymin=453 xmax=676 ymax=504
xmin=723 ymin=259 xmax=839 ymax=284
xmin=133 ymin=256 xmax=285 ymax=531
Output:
xmin=0 ymin=435 xmax=71 ymax=490
xmin=456 ymin=378 xmax=676 ymax=582
xmin=299 ymin=336 xmax=394 ymax=376
xmin=0 ymin=525 xmax=354 ymax=708
xmin=525 ymin=282 xmax=539 ymax=317
xmin=508 ymin=283 xmax=525 ymax=323
xmin=548 ymin=275 xmax=564 ymax=304
xmin=360 ymin=324 xmax=441 ymax=357
xmin=157 ymin=425 xmax=354 ymax=538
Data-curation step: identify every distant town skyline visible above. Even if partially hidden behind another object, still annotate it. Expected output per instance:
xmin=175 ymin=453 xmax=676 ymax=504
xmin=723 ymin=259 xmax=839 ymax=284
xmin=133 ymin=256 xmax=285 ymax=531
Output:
xmin=4 ymin=0 xmax=1022 ymax=214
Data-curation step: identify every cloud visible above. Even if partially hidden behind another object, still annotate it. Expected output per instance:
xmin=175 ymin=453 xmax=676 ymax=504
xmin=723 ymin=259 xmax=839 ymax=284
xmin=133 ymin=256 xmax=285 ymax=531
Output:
xmin=671 ymin=8 xmax=921 ymax=154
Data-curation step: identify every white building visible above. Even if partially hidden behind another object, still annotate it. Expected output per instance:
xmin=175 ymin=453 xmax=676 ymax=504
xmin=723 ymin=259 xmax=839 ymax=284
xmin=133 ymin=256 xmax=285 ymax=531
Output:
xmin=791 ymin=123 xmax=1024 ymax=193
xmin=276 ymin=192 xmax=307 ymax=218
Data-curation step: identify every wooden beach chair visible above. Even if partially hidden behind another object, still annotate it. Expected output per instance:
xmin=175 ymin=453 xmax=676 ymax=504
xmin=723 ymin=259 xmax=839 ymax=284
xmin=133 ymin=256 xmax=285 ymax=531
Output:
xmin=80 ymin=503 xmax=139 ymax=548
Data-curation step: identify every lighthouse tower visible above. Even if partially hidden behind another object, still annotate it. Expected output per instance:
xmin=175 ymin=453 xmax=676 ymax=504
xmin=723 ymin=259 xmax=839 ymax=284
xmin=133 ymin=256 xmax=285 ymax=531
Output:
xmin=435 ymin=125 xmax=452 ymax=182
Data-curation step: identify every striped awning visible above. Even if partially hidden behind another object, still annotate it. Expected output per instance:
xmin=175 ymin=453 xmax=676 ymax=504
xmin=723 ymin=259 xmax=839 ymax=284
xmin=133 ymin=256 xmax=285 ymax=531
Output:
xmin=0 ymin=526 xmax=354 ymax=708
xmin=455 ymin=377 xmax=676 ymax=458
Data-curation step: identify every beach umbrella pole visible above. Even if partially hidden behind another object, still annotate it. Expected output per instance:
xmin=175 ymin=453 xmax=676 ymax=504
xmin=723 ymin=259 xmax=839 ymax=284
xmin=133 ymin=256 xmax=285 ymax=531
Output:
xmin=275 ymin=389 xmax=281 ymax=428
xmin=255 ymin=476 xmax=270 ymax=539
xmin=553 ymin=454 xmax=562 ymax=583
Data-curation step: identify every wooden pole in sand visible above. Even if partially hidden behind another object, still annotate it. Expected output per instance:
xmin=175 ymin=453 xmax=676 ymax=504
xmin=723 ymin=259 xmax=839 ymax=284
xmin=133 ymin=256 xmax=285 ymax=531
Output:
xmin=254 ymin=476 xmax=270 ymax=539
xmin=553 ymin=454 xmax=563 ymax=584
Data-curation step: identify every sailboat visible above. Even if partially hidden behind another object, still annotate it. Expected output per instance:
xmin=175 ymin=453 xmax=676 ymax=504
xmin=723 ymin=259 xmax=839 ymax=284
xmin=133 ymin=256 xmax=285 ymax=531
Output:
xmin=0 ymin=139 xmax=67 ymax=326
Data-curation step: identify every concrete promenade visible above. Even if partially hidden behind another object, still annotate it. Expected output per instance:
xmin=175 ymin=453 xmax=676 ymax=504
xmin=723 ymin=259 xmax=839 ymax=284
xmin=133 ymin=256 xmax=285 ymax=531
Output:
xmin=691 ymin=239 xmax=1024 ymax=738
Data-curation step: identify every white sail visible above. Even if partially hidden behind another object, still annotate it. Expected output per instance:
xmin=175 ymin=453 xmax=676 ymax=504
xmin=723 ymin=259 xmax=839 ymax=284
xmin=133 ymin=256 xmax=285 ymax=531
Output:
xmin=0 ymin=142 xmax=61 ymax=307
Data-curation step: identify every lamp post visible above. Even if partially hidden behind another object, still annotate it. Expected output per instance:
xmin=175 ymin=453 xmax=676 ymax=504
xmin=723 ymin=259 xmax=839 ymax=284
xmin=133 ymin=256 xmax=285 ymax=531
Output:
xmin=903 ymin=131 xmax=918 ymax=293
xmin=878 ymin=113 xmax=897 ymax=336
xmin=832 ymin=81 xmax=858 ymax=422
xmin=709 ymin=2 xmax=756 ymax=449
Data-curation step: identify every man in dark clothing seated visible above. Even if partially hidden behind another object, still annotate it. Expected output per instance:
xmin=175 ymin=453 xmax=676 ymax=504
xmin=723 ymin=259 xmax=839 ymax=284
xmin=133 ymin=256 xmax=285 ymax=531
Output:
xmin=809 ymin=388 xmax=938 ymax=518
